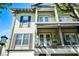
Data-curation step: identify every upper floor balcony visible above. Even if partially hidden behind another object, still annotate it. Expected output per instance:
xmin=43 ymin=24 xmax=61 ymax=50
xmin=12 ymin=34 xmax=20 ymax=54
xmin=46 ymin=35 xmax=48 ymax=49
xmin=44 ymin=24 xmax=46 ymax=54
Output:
xmin=36 ymin=16 xmax=79 ymax=27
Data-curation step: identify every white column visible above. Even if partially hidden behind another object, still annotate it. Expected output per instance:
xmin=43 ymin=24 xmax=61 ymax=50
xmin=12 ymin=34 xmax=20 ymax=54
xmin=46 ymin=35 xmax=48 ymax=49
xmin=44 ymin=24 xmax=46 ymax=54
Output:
xmin=54 ymin=5 xmax=59 ymax=22
xmin=35 ymin=7 xmax=38 ymax=22
xmin=59 ymin=27 xmax=64 ymax=46
xmin=33 ymin=7 xmax=38 ymax=49
xmin=54 ymin=5 xmax=64 ymax=46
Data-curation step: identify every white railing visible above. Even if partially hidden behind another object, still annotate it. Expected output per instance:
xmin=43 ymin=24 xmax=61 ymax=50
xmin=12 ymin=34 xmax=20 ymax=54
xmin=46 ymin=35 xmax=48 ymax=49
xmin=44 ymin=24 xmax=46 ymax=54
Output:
xmin=35 ymin=38 xmax=79 ymax=55
xmin=35 ymin=46 xmax=79 ymax=55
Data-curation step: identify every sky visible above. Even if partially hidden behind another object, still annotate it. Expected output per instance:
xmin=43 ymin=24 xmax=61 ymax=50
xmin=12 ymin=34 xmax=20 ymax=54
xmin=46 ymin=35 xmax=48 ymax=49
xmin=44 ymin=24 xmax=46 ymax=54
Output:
xmin=0 ymin=3 xmax=32 ymax=38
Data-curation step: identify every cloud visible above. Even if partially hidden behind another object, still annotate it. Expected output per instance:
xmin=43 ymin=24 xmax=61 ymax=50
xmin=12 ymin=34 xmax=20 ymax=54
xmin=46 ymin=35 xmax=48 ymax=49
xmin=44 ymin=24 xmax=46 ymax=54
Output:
xmin=0 ymin=29 xmax=11 ymax=38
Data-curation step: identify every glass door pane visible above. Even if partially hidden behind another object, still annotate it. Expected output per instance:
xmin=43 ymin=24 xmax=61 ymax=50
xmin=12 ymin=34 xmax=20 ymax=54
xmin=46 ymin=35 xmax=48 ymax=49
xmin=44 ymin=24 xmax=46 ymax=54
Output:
xmin=40 ymin=34 xmax=44 ymax=47
xmin=46 ymin=34 xmax=51 ymax=47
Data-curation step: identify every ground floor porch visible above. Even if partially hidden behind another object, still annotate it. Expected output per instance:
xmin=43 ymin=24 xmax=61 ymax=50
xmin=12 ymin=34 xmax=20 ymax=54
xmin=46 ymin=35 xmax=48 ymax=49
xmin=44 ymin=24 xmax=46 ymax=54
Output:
xmin=34 ymin=26 xmax=79 ymax=56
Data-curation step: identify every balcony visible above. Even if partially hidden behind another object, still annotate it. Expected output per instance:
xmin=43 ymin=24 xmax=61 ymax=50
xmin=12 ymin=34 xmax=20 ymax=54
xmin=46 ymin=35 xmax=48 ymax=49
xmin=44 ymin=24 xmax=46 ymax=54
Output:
xmin=35 ymin=16 xmax=79 ymax=27
xmin=34 ymin=32 xmax=79 ymax=55
xmin=59 ymin=16 xmax=79 ymax=26
xmin=35 ymin=40 xmax=79 ymax=55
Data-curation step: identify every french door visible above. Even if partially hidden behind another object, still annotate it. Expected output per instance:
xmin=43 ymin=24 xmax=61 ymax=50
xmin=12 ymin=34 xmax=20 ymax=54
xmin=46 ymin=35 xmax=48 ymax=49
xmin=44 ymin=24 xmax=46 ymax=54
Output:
xmin=64 ymin=33 xmax=78 ymax=45
xmin=39 ymin=33 xmax=51 ymax=47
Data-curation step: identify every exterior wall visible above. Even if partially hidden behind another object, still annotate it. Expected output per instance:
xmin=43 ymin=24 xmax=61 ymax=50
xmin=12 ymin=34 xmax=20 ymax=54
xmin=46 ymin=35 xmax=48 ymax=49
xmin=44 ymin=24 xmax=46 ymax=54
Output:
xmin=38 ymin=8 xmax=54 ymax=11
xmin=9 ymin=12 xmax=36 ymax=50
xmin=62 ymin=28 xmax=77 ymax=33
xmin=9 ymin=51 xmax=34 ymax=56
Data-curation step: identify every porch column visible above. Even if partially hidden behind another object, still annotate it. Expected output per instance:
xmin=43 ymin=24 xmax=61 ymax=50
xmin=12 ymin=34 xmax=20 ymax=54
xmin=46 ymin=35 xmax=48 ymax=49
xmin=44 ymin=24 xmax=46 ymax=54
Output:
xmin=34 ymin=6 xmax=38 ymax=48
xmin=35 ymin=7 xmax=38 ymax=22
xmin=59 ymin=27 xmax=64 ymax=46
xmin=54 ymin=5 xmax=59 ymax=22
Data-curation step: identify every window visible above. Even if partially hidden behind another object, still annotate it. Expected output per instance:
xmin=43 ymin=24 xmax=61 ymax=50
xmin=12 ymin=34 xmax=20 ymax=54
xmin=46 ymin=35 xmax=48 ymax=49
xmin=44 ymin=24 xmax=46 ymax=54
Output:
xmin=15 ymin=34 xmax=32 ymax=46
xmin=15 ymin=34 xmax=22 ymax=45
xmin=38 ymin=16 xmax=48 ymax=22
xmin=20 ymin=16 xmax=31 ymax=27
xmin=59 ymin=16 xmax=72 ymax=22
xmin=64 ymin=33 xmax=78 ymax=45
xmin=23 ymin=34 xmax=29 ymax=45
xmin=45 ymin=17 xmax=48 ymax=22
xmin=20 ymin=16 xmax=31 ymax=23
xmin=38 ymin=17 xmax=43 ymax=22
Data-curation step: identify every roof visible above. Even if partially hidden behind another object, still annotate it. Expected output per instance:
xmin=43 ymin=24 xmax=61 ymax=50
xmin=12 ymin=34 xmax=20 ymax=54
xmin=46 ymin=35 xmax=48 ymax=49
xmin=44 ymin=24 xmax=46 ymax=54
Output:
xmin=10 ymin=8 xmax=35 ymax=13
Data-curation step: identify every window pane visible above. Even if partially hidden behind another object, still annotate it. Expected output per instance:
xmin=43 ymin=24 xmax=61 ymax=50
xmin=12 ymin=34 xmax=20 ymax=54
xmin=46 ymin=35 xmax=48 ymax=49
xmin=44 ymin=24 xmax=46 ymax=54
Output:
xmin=59 ymin=16 xmax=72 ymax=22
xmin=23 ymin=16 xmax=28 ymax=21
xmin=15 ymin=39 xmax=21 ymax=45
xmin=17 ymin=34 xmax=22 ymax=38
xmin=71 ymin=35 xmax=77 ymax=45
xmin=15 ymin=34 xmax=22 ymax=45
xmin=38 ymin=17 xmax=43 ymax=22
xmin=20 ymin=16 xmax=31 ymax=23
xmin=64 ymin=33 xmax=77 ymax=45
xmin=24 ymin=34 xmax=29 ymax=38
xmin=23 ymin=39 xmax=28 ymax=45
xmin=46 ymin=34 xmax=51 ymax=47
xmin=23 ymin=34 xmax=29 ymax=45
xmin=45 ymin=17 xmax=48 ymax=22
xmin=40 ymin=35 xmax=44 ymax=46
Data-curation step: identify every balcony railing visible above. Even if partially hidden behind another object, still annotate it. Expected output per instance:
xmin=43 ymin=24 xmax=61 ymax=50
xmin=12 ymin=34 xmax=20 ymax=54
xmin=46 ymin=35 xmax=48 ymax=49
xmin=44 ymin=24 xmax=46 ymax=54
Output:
xmin=34 ymin=45 xmax=79 ymax=55
xmin=35 ymin=38 xmax=79 ymax=55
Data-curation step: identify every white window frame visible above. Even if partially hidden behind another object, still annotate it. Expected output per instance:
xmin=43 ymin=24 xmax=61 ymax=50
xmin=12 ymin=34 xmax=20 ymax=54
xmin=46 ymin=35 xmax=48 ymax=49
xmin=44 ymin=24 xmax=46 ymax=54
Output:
xmin=59 ymin=16 xmax=73 ymax=22
xmin=64 ymin=33 xmax=78 ymax=45
xmin=20 ymin=15 xmax=31 ymax=28
xmin=38 ymin=16 xmax=49 ymax=22
xmin=15 ymin=34 xmax=30 ymax=47
xmin=39 ymin=33 xmax=51 ymax=47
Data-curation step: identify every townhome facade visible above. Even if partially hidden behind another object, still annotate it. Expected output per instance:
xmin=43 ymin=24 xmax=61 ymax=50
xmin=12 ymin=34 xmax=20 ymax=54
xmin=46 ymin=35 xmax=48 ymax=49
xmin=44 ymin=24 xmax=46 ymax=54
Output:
xmin=6 ymin=3 xmax=79 ymax=56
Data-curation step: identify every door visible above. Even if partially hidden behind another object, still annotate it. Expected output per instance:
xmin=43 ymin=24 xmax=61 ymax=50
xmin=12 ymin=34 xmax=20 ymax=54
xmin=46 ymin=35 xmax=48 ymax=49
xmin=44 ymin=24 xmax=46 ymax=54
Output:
xmin=39 ymin=33 xmax=51 ymax=47
xmin=64 ymin=33 xmax=78 ymax=45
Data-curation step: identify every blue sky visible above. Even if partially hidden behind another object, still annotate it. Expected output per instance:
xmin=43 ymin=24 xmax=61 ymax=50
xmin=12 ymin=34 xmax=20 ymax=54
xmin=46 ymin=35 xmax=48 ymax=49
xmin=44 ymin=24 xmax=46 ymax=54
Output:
xmin=0 ymin=3 xmax=31 ymax=38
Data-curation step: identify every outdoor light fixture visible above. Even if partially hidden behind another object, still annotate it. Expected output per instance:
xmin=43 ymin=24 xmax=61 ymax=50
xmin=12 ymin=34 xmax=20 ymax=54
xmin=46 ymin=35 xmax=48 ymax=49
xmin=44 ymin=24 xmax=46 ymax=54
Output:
xmin=0 ymin=35 xmax=8 ymax=46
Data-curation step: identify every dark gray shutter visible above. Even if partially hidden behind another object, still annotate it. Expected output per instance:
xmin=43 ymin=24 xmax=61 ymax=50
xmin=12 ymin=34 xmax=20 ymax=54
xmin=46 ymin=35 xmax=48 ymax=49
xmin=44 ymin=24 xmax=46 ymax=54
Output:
xmin=20 ymin=16 xmax=23 ymax=22
xmin=11 ymin=34 xmax=17 ymax=49
xmin=28 ymin=16 xmax=31 ymax=22
xmin=29 ymin=34 xmax=33 ymax=49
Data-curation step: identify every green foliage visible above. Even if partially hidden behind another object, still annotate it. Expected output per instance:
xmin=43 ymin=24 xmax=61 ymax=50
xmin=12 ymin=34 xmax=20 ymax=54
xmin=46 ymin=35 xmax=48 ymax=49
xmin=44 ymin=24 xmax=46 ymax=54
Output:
xmin=0 ymin=3 xmax=12 ymax=14
xmin=56 ymin=3 xmax=79 ymax=19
